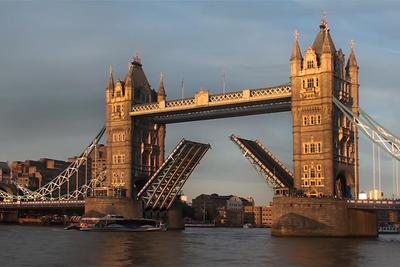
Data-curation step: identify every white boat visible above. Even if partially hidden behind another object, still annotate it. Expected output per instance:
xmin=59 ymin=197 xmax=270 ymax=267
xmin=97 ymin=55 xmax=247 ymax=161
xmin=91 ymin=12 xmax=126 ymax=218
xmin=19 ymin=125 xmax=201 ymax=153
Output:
xmin=243 ymin=223 xmax=253 ymax=229
xmin=378 ymin=224 xmax=399 ymax=234
xmin=79 ymin=214 xmax=167 ymax=232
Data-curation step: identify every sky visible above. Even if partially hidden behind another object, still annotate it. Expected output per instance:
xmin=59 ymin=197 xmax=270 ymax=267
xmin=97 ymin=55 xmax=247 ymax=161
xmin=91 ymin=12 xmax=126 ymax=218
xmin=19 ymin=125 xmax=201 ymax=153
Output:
xmin=1 ymin=0 xmax=400 ymax=205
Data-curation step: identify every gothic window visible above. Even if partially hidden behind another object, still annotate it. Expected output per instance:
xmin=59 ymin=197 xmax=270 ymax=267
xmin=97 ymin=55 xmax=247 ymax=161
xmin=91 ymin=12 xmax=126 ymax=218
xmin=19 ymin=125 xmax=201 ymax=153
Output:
xmin=304 ymin=165 xmax=308 ymax=171
xmin=310 ymin=115 xmax=315 ymax=125
xmin=310 ymin=169 xmax=316 ymax=178
xmin=307 ymin=61 xmax=314 ymax=69
xmin=317 ymin=165 xmax=321 ymax=171
xmin=113 ymin=153 xmax=126 ymax=164
xmin=310 ymin=143 xmax=316 ymax=153
xmin=304 ymin=144 xmax=309 ymax=154
xmin=307 ymin=79 xmax=314 ymax=88
xmin=317 ymin=115 xmax=321 ymax=125
xmin=116 ymin=105 xmax=121 ymax=113
xmin=303 ymin=142 xmax=322 ymax=154
xmin=316 ymin=78 xmax=319 ymax=87
xmin=303 ymin=116 xmax=308 ymax=126
xmin=116 ymin=91 xmax=121 ymax=97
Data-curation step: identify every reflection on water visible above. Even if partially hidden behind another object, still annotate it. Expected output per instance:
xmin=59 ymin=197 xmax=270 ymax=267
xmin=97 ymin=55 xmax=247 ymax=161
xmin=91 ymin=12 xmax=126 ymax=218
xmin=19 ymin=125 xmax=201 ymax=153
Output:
xmin=0 ymin=225 xmax=399 ymax=267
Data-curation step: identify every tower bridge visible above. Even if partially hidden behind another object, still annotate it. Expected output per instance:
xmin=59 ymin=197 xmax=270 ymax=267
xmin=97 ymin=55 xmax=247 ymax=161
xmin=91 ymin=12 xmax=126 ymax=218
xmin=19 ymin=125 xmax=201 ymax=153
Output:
xmin=1 ymin=17 xmax=400 ymax=236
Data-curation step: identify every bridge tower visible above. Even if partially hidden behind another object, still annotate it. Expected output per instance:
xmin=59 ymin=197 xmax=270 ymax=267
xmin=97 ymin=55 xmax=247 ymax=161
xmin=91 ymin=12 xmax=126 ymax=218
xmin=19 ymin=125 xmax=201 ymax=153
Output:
xmin=291 ymin=17 xmax=359 ymax=198
xmin=105 ymin=55 xmax=165 ymax=199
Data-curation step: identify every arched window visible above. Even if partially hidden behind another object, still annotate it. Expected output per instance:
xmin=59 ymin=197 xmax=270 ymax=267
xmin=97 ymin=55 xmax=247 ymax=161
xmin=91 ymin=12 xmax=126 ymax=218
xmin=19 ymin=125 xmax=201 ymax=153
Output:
xmin=307 ymin=79 xmax=314 ymax=88
xmin=303 ymin=116 xmax=308 ymax=126
xmin=310 ymin=115 xmax=315 ymax=125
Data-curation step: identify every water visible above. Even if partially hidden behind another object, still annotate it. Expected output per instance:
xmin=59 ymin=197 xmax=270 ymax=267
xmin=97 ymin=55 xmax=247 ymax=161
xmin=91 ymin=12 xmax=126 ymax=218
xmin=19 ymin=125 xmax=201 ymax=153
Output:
xmin=0 ymin=225 xmax=399 ymax=267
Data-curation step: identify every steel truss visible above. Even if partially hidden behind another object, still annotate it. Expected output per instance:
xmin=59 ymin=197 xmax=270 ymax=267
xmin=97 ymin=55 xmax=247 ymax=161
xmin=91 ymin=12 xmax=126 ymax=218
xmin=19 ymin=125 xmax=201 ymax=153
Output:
xmin=138 ymin=139 xmax=211 ymax=210
xmin=0 ymin=127 xmax=106 ymax=202
xmin=230 ymin=134 xmax=294 ymax=190
xmin=333 ymin=97 xmax=400 ymax=160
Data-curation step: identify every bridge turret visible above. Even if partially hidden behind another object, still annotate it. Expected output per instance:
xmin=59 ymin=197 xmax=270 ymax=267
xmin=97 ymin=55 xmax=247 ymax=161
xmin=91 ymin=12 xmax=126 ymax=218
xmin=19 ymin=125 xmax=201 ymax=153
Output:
xmin=106 ymin=66 xmax=114 ymax=103
xmin=346 ymin=41 xmax=359 ymax=87
xmin=125 ymin=63 xmax=133 ymax=92
xmin=290 ymin=30 xmax=303 ymax=76
xmin=320 ymin=25 xmax=335 ymax=72
xmin=291 ymin=16 xmax=358 ymax=198
xmin=107 ymin=66 xmax=114 ymax=91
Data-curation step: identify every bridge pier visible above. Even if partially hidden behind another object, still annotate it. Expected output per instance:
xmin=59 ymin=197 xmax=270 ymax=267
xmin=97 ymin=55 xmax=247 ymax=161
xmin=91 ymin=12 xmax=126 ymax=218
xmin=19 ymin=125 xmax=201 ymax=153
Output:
xmin=272 ymin=197 xmax=377 ymax=237
xmin=84 ymin=197 xmax=143 ymax=219
xmin=0 ymin=210 xmax=18 ymax=223
xmin=167 ymin=200 xmax=184 ymax=230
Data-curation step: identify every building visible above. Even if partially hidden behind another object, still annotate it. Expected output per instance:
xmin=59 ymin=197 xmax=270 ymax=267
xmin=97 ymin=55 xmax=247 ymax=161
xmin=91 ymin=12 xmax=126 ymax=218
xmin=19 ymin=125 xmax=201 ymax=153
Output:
xmin=252 ymin=205 xmax=273 ymax=227
xmin=0 ymin=162 xmax=11 ymax=184
xmin=192 ymin=193 xmax=246 ymax=226
xmin=261 ymin=206 xmax=273 ymax=227
xmin=253 ymin=206 xmax=262 ymax=226
xmin=10 ymin=146 xmax=107 ymax=192
xmin=11 ymin=159 xmax=71 ymax=190
xmin=242 ymin=197 xmax=255 ymax=224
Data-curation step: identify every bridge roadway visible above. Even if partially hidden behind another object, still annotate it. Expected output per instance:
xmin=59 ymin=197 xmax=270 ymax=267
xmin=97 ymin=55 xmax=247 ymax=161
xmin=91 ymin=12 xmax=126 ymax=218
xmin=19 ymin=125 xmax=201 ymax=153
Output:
xmin=0 ymin=200 xmax=84 ymax=210
xmin=0 ymin=198 xmax=398 ymax=211
xmin=130 ymin=84 xmax=292 ymax=123
xmin=346 ymin=199 xmax=400 ymax=210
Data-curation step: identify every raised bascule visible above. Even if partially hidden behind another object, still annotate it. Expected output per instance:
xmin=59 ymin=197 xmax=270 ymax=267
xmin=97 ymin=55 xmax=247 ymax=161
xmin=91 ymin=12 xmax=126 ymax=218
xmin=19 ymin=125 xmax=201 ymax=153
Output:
xmin=1 ymin=17 xmax=400 ymax=236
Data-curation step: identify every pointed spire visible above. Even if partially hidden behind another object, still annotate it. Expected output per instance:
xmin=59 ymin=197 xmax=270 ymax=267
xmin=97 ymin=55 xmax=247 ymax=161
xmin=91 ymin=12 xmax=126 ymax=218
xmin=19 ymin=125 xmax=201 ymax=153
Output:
xmin=157 ymin=72 xmax=166 ymax=101
xmin=313 ymin=14 xmax=336 ymax=56
xmin=347 ymin=39 xmax=358 ymax=67
xmin=125 ymin=63 xmax=133 ymax=88
xmin=107 ymin=65 xmax=114 ymax=91
xmin=290 ymin=30 xmax=302 ymax=61
xmin=322 ymin=30 xmax=334 ymax=54
xmin=159 ymin=72 xmax=165 ymax=94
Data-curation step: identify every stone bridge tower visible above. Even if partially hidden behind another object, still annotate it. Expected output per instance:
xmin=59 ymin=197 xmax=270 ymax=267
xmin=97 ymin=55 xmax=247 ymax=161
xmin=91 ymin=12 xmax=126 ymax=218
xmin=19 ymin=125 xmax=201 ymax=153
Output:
xmin=291 ymin=17 xmax=359 ymax=198
xmin=105 ymin=56 xmax=166 ymax=199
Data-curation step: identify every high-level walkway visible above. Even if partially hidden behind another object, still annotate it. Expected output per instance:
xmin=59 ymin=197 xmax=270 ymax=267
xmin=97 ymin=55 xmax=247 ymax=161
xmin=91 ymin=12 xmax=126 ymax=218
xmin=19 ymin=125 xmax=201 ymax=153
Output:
xmin=138 ymin=139 xmax=211 ymax=210
xmin=230 ymin=135 xmax=294 ymax=190
xmin=130 ymin=84 xmax=291 ymax=123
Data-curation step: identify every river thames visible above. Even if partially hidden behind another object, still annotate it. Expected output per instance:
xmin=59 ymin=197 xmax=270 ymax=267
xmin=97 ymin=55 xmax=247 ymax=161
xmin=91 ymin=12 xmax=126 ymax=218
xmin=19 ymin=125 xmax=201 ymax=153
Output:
xmin=0 ymin=225 xmax=399 ymax=267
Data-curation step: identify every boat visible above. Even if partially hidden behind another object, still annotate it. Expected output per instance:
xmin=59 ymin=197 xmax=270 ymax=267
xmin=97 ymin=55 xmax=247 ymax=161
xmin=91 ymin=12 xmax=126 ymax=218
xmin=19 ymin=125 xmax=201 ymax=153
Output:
xmin=243 ymin=223 xmax=253 ymax=229
xmin=64 ymin=223 xmax=80 ymax=230
xmin=378 ymin=224 xmax=399 ymax=234
xmin=78 ymin=214 xmax=167 ymax=232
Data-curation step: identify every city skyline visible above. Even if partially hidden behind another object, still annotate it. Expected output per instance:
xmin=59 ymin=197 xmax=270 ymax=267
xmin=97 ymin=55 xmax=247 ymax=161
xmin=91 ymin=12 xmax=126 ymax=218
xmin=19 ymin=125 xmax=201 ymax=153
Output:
xmin=1 ymin=1 xmax=400 ymax=204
